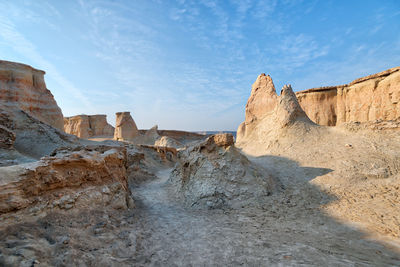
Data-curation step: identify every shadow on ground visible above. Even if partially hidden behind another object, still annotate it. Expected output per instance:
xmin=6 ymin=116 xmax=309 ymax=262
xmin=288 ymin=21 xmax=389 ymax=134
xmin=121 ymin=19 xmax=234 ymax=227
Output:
xmin=0 ymin=155 xmax=399 ymax=266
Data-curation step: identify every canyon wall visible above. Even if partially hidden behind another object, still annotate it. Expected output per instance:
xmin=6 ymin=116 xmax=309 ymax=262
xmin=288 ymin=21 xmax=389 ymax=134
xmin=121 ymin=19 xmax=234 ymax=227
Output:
xmin=0 ymin=60 xmax=64 ymax=130
xmin=296 ymin=66 xmax=400 ymax=126
xmin=64 ymin=114 xmax=114 ymax=139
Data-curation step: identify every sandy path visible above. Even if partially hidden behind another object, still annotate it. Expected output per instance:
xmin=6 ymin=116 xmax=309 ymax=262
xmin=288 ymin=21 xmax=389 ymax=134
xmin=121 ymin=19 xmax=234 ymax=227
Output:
xmin=126 ymin=168 xmax=400 ymax=266
xmin=1 ymin=167 xmax=399 ymax=266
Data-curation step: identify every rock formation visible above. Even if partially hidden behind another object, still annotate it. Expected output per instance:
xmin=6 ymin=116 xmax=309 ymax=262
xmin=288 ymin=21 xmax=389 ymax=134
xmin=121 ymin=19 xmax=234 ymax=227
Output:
xmin=296 ymin=66 xmax=400 ymax=126
xmin=169 ymin=133 xmax=279 ymax=209
xmin=64 ymin=115 xmax=90 ymax=139
xmin=236 ymin=79 xmax=315 ymax=146
xmin=154 ymin=135 xmax=183 ymax=148
xmin=0 ymin=106 xmax=78 ymax=163
xmin=114 ymin=112 xmax=139 ymax=141
xmin=89 ymin=114 xmax=115 ymax=136
xmin=0 ymin=146 xmax=133 ymax=214
xmin=244 ymin=73 xmax=278 ymax=124
xmin=64 ymin=114 xmax=114 ymax=138
xmin=0 ymin=60 xmax=64 ymax=130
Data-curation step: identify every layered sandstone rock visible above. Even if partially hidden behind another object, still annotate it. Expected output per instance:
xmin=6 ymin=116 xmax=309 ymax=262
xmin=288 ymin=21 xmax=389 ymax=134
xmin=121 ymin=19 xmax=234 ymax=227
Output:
xmin=114 ymin=112 xmax=139 ymax=141
xmin=0 ymin=146 xmax=133 ymax=214
xmin=89 ymin=115 xmax=114 ymax=136
xmin=0 ymin=60 xmax=64 ymax=129
xmin=64 ymin=115 xmax=90 ymax=139
xmin=296 ymin=66 xmax=400 ymax=126
xmin=236 ymin=79 xmax=315 ymax=145
xmin=64 ymin=114 xmax=114 ymax=138
xmin=169 ymin=133 xmax=279 ymax=209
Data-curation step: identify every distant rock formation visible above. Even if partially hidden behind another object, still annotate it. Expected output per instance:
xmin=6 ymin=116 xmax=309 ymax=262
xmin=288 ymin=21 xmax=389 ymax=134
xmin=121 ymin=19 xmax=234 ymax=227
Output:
xmin=64 ymin=114 xmax=114 ymax=139
xmin=169 ymin=133 xmax=279 ymax=209
xmin=0 ymin=60 xmax=64 ymax=130
xmin=296 ymin=66 xmax=400 ymax=126
xmin=114 ymin=112 xmax=139 ymax=141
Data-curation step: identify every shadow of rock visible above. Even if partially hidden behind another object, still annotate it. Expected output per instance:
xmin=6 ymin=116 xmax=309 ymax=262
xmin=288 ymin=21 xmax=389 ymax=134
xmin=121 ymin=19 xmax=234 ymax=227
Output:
xmin=0 ymin=154 xmax=399 ymax=266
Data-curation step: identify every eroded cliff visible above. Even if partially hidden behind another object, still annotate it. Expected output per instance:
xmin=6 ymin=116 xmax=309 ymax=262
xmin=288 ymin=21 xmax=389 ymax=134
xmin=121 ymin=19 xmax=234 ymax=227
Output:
xmin=64 ymin=114 xmax=114 ymax=139
xmin=0 ymin=60 xmax=64 ymax=130
xmin=296 ymin=66 xmax=400 ymax=126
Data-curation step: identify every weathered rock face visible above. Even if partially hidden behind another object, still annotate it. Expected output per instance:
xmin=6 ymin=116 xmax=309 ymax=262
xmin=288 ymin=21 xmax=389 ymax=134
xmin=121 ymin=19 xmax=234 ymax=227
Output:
xmin=245 ymin=73 xmax=278 ymax=124
xmin=89 ymin=115 xmax=115 ymax=136
xmin=169 ymin=133 xmax=279 ymax=209
xmin=64 ymin=114 xmax=114 ymax=139
xmin=0 ymin=146 xmax=133 ymax=214
xmin=64 ymin=115 xmax=90 ymax=139
xmin=114 ymin=112 xmax=139 ymax=141
xmin=154 ymin=135 xmax=183 ymax=149
xmin=0 ymin=60 xmax=64 ymax=130
xmin=296 ymin=66 xmax=400 ymax=126
xmin=0 ymin=106 xmax=77 ymax=162
xmin=236 ymin=78 xmax=314 ymax=144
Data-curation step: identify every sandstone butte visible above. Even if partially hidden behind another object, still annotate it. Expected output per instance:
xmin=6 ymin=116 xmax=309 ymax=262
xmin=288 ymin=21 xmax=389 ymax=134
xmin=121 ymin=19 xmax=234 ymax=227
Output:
xmin=238 ymin=66 xmax=400 ymax=131
xmin=296 ymin=66 xmax=400 ymax=126
xmin=0 ymin=60 xmax=64 ymax=130
xmin=64 ymin=114 xmax=115 ymax=139
xmin=114 ymin=111 xmax=139 ymax=141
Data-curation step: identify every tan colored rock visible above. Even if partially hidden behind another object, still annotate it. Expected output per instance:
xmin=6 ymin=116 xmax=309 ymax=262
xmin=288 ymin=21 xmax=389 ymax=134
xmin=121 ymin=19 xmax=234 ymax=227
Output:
xmin=64 ymin=115 xmax=91 ymax=139
xmin=275 ymin=84 xmax=312 ymax=127
xmin=154 ymin=135 xmax=183 ymax=149
xmin=64 ymin=114 xmax=114 ymax=138
xmin=296 ymin=66 xmax=400 ymax=126
xmin=114 ymin=112 xmax=139 ymax=141
xmin=89 ymin=115 xmax=114 ymax=136
xmin=245 ymin=73 xmax=278 ymax=124
xmin=237 ymin=76 xmax=314 ymax=144
xmin=0 ymin=60 xmax=64 ymax=130
xmin=0 ymin=146 xmax=133 ymax=214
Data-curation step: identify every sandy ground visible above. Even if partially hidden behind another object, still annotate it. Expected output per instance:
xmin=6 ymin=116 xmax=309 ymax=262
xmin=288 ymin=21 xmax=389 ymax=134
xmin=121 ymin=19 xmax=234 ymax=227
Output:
xmin=1 ymin=165 xmax=399 ymax=266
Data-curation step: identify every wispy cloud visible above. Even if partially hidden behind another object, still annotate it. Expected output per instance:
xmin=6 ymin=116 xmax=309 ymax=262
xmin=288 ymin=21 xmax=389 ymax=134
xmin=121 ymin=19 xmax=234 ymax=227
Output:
xmin=0 ymin=14 xmax=93 ymax=110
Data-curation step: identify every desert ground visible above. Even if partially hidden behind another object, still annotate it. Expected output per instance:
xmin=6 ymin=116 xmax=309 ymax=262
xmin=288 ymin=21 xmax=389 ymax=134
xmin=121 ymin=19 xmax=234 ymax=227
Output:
xmin=0 ymin=60 xmax=399 ymax=266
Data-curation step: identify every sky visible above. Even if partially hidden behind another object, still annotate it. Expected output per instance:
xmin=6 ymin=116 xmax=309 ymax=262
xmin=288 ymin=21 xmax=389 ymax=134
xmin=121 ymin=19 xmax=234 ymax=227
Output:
xmin=0 ymin=0 xmax=399 ymax=131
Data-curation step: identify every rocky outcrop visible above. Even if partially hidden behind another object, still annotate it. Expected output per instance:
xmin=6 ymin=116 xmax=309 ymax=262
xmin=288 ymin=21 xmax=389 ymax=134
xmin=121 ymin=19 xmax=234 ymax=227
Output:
xmin=0 ymin=106 xmax=77 ymax=163
xmin=89 ymin=115 xmax=114 ymax=136
xmin=154 ymin=135 xmax=183 ymax=148
xmin=64 ymin=115 xmax=90 ymax=139
xmin=169 ymin=133 xmax=279 ymax=209
xmin=244 ymin=73 xmax=278 ymax=124
xmin=0 ymin=60 xmax=64 ymax=130
xmin=64 ymin=114 xmax=114 ymax=139
xmin=236 ymin=79 xmax=315 ymax=145
xmin=114 ymin=112 xmax=139 ymax=141
xmin=0 ymin=146 xmax=133 ymax=214
xmin=296 ymin=66 xmax=400 ymax=126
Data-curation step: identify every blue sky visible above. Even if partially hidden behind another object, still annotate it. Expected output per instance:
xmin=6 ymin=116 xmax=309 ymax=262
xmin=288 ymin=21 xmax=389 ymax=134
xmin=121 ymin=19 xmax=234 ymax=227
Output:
xmin=0 ymin=0 xmax=399 ymax=131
